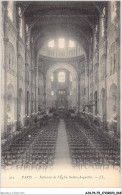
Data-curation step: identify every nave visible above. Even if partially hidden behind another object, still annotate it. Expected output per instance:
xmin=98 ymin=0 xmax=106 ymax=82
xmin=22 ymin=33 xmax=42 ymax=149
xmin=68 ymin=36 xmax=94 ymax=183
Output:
xmin=1 ymin=116 xmax=120 ymax=170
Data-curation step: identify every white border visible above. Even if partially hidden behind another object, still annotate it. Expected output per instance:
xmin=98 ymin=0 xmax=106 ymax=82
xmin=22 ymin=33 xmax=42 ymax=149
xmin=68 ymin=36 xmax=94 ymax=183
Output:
xmin=0 ymin=0 xmax=121 ymax=194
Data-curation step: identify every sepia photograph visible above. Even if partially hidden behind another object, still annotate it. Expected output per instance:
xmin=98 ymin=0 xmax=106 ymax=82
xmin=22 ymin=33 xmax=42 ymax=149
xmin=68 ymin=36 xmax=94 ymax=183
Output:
xmin=0 ymin=0 xmax=121 ymax=190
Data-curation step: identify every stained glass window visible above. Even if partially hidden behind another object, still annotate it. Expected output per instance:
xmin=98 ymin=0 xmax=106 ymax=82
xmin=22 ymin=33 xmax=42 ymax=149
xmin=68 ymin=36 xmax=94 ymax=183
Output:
xmin=48 ymin=40 xmax=54 ymax=48
xmin=69 ymin=40 xmax=75 ymax=48
xmin=8 ymin=1 xmax=14 ymax=22
xmin=58 ymin=72 xmax=65 ymax=82
xmin=59 ymin=38 xmax=65 ymax=48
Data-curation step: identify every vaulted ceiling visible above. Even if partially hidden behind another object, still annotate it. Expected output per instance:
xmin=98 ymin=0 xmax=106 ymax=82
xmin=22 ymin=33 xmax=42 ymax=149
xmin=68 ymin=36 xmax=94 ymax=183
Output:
xmin=17 ymin=1 xmax=107 ymax=54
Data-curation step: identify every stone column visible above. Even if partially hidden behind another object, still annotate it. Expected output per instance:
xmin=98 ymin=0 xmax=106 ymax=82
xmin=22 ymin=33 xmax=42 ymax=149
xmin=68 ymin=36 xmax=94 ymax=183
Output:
xmin=25 ymin=63 xmax=28 ymax=115
xmin=115 ymin=4 xmax=120 ymax=133
xmin=35 ymin=65 xmax=38 ymax=112
xmin=3 ymin=39 xmax=8 ymax=135
xmin=77 ymin=61 xmax=82 ymax=111
xmin=78 ymin=73 xmax=80 ymax=111
xmin=117 ymin=39 xmax=120 ymax=134
xmin=43 ymin=74 xmax=46 ymax=110
xmin=3 ymin=2 xmax=8 ymax=135
xmin=85 ymin=60 xmax=89 ymax=104
xmin=16 ymin=8 xmax=21 ymax=126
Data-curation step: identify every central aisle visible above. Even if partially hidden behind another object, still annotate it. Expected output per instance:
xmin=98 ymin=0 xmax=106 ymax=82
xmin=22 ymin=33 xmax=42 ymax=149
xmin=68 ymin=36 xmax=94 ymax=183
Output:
xmin=54 ymin=119 xmax=71 ymax=168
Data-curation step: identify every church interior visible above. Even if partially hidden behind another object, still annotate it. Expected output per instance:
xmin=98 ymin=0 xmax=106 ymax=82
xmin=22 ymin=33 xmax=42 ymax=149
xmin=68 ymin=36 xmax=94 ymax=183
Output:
xmin=1 ymin=1 xmax=120 ymax=169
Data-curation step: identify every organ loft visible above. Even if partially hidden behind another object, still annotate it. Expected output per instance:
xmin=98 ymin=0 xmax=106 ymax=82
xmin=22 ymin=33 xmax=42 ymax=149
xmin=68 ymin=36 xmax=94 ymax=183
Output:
xmin=1 ymin=1 xmax=120 ymax=169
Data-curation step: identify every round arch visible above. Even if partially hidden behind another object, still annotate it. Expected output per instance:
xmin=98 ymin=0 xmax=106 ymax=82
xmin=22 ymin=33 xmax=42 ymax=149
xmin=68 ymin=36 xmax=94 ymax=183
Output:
xmin=46 ymin=63 xmax=78 ymax=108
xmin=46 ymin=63 xmax=78 ymax=80
xmin=36 ymin=27 xmax=88 ymax=58
xmin=6 ymin=41 xmax=16 ymax=71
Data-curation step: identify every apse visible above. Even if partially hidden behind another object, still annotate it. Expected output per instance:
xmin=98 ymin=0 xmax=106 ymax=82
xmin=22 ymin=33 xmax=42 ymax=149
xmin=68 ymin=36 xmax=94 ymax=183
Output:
xmin=46 ymin=63 xmax=78 ymax=109
xmin=38 ymin=36 xmax=86 ymax=58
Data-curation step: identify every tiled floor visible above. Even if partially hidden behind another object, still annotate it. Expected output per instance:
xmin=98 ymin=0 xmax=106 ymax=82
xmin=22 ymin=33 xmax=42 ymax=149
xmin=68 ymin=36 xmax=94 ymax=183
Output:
xmin=54 ymin=119 xmax=71 ymax=168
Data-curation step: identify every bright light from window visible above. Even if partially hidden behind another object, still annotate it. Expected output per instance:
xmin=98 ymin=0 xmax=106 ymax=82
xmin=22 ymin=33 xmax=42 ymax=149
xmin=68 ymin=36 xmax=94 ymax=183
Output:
xmin=51 ymin=91 xmax=54 ymax=96
xmin=20 ymin=17 xmax=23 ymax=38
xmin=8 ymin=1 xmax=14 ymax=22
xmin=58 ymin=72 xmax=65 ymax=82
xmin=111 ymin=1 xmax=117 ymax=21
xmin=69 ymin=40 xmax=75 ymax=48
xmin=51 ymin=74 xmax=54 ymax=82
xmin=26 ymin=24 xmax=29 ymax=32
xmin=59 ymin=38 xmax=65 ymax=48
xmin=48 ymin=40 xmax=54 ymax=48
